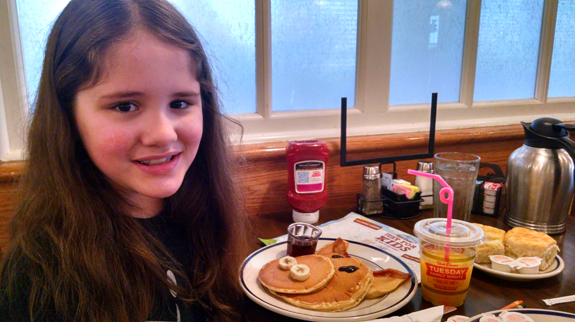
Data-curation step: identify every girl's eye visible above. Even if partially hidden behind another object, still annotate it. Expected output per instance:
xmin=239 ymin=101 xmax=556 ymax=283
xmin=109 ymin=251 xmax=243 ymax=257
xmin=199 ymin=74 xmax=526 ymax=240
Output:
xmin=170 ymin=100 xmax=190 ymax=109
xmin=114 ymin=102 xmax=137 ymax=112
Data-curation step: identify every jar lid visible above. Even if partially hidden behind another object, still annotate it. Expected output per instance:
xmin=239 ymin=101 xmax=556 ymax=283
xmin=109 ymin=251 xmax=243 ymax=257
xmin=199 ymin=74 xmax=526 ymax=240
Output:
xmin=414 ymin=218 xmax=485 ymax=247
xmin=363 ymin=165 xmax=380 ymax=179
xmin=417 ymin=161 xmax=433 ymax=173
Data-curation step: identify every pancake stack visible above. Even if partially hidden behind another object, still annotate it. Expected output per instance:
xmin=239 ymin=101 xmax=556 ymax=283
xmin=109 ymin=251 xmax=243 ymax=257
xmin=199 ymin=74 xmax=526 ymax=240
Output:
xmin=258 ymin=238 xmax=411 ymax=312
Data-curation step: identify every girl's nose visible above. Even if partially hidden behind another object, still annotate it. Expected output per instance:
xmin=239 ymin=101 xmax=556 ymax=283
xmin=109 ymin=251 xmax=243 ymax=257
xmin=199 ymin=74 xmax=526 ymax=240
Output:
xmin=140 ymin=110 xmax=177 ymax=147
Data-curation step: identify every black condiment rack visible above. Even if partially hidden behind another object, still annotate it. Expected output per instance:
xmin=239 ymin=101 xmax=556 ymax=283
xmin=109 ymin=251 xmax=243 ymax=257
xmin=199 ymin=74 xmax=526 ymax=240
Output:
xmin=356 ymin=162 xmax=424 ymax=219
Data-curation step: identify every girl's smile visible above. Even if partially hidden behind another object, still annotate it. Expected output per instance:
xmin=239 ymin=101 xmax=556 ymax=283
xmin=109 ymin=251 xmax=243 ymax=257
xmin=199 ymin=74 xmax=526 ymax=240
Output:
xmin=74 ymin=30 xmax=203 ymax=217
xmin=134 ymin=153 xmax=180 ymax=175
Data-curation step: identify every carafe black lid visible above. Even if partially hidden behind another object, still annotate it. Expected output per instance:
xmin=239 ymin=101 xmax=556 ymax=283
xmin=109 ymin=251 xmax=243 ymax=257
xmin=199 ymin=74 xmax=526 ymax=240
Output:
xmin=530 ymin=117 xmax=569 ymax=137
xmin=523 ymin=117 xmax=575 ymax=153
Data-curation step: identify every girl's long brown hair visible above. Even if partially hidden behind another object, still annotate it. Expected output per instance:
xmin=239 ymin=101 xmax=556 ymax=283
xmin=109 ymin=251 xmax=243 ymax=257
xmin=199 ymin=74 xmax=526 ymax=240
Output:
xmin=0 ymin=0 xmax=250 ymax=321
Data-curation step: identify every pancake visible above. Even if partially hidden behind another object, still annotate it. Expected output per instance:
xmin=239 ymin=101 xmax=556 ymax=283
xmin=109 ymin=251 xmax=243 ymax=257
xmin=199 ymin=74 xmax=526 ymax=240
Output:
xmin=365 ymin=268 xmax=411 ymax=299
xmin=272 ymin=254 xmax=374 ymax=311
xmin=316 ymin=238 xmax=350 ymax=257
xmin=258 ymin=254 xmax=335 ymax=294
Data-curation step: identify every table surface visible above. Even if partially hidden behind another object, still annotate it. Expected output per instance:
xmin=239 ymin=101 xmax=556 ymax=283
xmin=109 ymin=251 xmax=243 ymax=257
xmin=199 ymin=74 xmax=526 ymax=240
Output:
xmin=244 ymin=207 xmax=575 ymax=321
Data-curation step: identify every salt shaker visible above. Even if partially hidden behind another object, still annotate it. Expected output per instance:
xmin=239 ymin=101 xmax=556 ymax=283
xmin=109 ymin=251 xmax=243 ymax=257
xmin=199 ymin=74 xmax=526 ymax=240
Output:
xmin=415 ymin=161 xmax=433 ymax=209
xmin=360 ymin=165 xmax=383 ymax=215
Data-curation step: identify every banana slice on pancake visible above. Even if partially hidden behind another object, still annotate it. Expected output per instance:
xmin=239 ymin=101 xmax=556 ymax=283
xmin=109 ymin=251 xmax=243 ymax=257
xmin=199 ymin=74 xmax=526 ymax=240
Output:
xmin=258 ymin=254 xmax=335 ymax=294
xmin=278 ymin=256 xmax=297 ymax=270
xmin=272 ymin=254 xmax=374 ymax=312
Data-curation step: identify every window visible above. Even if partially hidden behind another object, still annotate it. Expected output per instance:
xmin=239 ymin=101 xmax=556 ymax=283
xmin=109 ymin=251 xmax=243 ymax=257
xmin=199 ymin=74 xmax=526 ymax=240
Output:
xmin=390 ymin=1 xmax=467 ymax=105
xmin=474 ymin=0 xmax=544 ymax=101
xmin=1 ymin=0 xmax=574 ymax=161
xmin=271 ymin=0 xmax=357 ymax=112
xmin=549 ymin=0 xmax=575 ymax=98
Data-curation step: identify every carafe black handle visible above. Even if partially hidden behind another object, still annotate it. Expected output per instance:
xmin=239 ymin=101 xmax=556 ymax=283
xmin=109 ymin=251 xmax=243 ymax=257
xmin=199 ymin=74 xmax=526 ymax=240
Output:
xmin=552 ymin=122 xmax=575 ymax=132
xmin=550 ymin=122 xmax=575 ymax=179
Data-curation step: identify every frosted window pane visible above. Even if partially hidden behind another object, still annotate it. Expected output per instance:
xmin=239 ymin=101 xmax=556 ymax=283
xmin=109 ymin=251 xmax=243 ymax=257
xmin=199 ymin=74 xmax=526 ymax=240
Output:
xmin=16 ymin=0 xmax=70 ymax=110
xmin=474 ymin=0 xmax=544 ymax=101
xmin=171 ymin=0 xmax=255 ymax=114
xmin=548 ymin=0 xmax=575 ymax=98
xmin=16 ymin=0 xmax=255 ymax=115
xmin=271 ymin=0 xmax=357 ymax=112
xmin=390 ymin=0 xmax=467 ymax=105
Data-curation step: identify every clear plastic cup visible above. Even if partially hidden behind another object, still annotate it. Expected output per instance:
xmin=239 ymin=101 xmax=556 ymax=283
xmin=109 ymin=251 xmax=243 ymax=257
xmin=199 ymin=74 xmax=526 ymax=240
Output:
xmin=286 ymin=223 xmax=322 ymax=257
xmin=414 ymin=218 xmax=485 ymax=307
xmin=433 ymin=152 xmax=481 ymax=221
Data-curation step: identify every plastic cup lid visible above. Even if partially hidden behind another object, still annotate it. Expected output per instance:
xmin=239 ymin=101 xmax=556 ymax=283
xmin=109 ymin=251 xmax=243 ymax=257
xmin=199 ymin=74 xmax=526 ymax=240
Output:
xmin=414 ymin=218 xmax=485 ymax=247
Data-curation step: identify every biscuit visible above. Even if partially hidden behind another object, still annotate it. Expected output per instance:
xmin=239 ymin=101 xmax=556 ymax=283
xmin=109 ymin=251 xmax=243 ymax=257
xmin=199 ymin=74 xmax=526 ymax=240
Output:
xmin=473 ymin=223 xmax=505 ymax=264
xmin=504 ymin=227 xmax=560 ymax=271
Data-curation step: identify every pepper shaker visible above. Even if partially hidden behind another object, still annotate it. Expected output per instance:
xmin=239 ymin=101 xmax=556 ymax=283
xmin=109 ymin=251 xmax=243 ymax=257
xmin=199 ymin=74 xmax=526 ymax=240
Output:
xmin=415 ymin=161 xmax=433 ymax=209
xmin=360 ymin=165 xmax=383 ymax=215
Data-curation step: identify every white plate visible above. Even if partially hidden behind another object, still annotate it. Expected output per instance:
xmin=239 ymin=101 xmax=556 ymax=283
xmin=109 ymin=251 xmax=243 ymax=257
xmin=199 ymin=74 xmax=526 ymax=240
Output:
xmin=240 ymin=238 xmax=418 ymax=321
xmin=473 ymin=255 xmax=564 ymax=281
xmin=464 ymin=308 xmax=575 ymax=322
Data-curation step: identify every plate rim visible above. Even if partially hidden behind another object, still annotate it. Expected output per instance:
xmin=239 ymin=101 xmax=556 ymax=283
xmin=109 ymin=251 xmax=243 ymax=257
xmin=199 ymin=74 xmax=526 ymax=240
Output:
xmin=240 ymin=237 xmax=418 ymax=321
xmin=464 ymin=308 xmax=575 ymax=322
xmin=473 ymin=255 xmax=564 ymax=281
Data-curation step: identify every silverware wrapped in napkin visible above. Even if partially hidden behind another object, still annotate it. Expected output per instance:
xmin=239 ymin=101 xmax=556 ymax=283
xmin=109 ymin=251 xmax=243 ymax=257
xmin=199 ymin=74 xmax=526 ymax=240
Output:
xmin=363 ymin=305 xmax=444 ymax=322
xmin=544 ymin=294 xmax=575 ymax=306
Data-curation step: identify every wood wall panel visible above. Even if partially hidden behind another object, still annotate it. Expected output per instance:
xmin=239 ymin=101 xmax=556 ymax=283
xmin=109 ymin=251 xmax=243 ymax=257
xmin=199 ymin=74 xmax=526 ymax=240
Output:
xmin=0 ymin=161 xmax=23 ymax=254
xmin=1 ymin=123 xmax=573 ymax=253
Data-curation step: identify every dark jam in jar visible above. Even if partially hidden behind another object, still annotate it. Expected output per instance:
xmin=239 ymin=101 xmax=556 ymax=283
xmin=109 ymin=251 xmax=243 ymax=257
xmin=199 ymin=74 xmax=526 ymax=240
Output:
xmin=287 ymin=240 xmax=318 ymax=257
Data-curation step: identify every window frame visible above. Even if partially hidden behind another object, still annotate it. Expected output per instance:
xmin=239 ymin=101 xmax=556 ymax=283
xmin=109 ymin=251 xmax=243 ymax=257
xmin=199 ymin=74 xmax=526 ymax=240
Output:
xmin=236 ymin=0 xmax=574 ymax=144
xmin=1 ymin=0 xmax=29 ymax=161
xmin=1 ymin=0 xmax=574 ymax=161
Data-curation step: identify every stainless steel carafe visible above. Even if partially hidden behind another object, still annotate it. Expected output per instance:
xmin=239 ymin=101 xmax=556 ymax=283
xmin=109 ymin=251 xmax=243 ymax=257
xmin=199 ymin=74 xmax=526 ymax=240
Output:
xmin=505 ymin=117 xmax=575 ymax=234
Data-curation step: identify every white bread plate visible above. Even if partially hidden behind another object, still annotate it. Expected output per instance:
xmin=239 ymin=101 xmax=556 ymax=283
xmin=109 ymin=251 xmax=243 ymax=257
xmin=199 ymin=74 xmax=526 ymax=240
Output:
xmin=464 ymin=308 xmax=575 ymax=322
xmin=473 ymin=255 xmax=564 ymax=281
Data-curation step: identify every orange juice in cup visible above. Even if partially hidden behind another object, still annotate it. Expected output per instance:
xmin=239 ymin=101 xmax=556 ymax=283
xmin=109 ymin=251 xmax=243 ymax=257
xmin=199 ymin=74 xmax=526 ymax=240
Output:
xmin=414 ymin=218 xmax=484 ymax=307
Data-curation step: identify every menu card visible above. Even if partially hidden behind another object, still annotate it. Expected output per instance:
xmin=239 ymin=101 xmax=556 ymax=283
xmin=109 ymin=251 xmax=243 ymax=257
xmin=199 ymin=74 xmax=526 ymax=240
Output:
xmin=272 ymin=212 xmax=421 ymax=282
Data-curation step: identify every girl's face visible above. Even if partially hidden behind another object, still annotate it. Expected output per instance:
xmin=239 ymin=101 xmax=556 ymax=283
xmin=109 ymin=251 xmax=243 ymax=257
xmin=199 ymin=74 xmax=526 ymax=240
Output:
xmin=75 ymin=31 xmax=203 ymax=218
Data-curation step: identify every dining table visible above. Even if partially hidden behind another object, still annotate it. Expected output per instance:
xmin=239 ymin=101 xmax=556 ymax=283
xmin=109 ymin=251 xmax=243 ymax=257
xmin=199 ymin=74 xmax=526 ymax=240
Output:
xmin=244 ymin=206 xmax=575 ymax=321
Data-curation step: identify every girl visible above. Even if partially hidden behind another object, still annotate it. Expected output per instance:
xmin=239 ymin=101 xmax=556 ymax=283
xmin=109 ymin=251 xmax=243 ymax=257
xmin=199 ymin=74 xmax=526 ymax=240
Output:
xmin=0 ymin=0 xmax=250 ymax=321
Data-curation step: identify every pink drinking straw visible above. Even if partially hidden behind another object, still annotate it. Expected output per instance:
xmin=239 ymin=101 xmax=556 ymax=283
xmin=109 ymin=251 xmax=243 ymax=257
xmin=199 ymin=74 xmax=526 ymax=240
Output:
xmin=408 ymin=169 xmax=455 ymax=260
